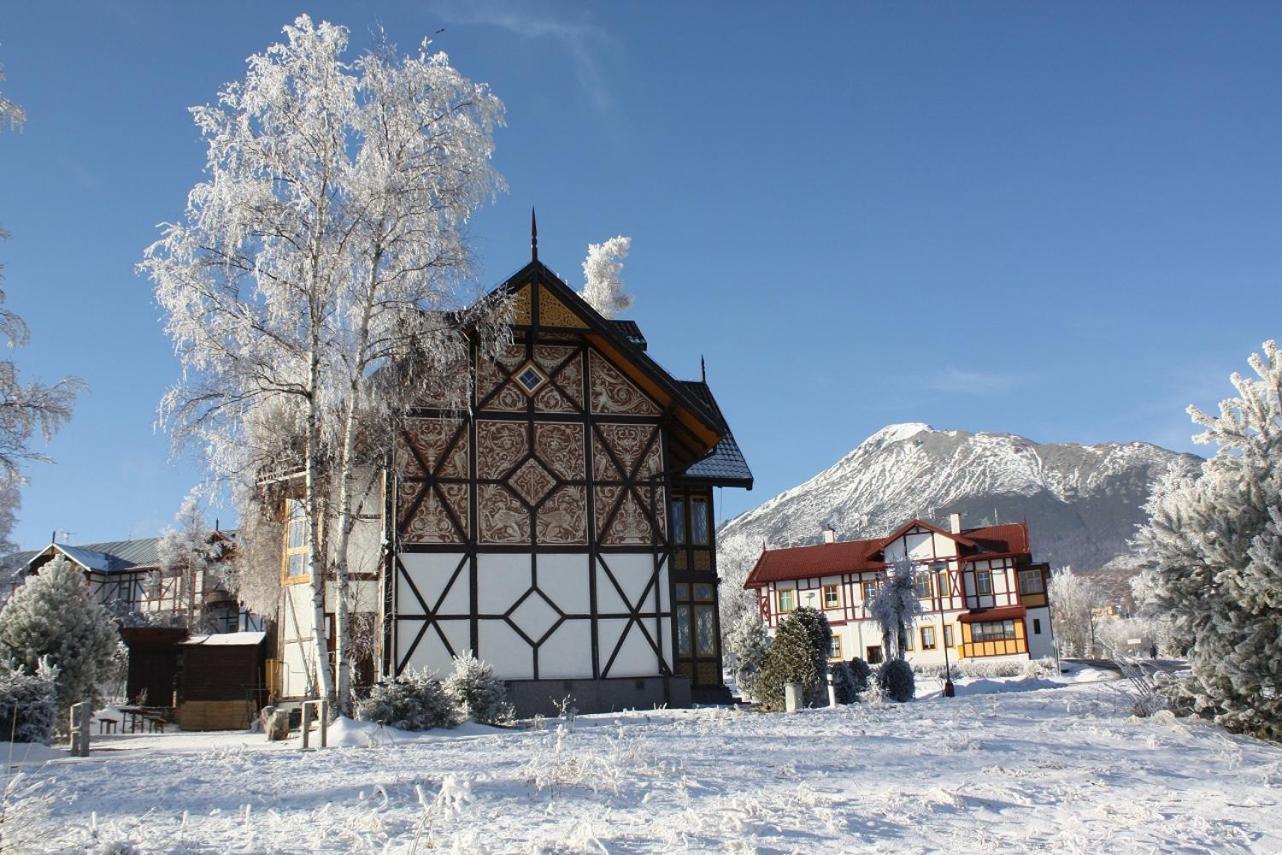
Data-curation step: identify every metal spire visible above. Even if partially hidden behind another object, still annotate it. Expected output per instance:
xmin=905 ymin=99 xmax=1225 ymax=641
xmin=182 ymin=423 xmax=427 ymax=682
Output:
xmin=700 ymin=355 xmax=707 ymax=383
xmin=530 ymin=207 xmax=538 ymax=262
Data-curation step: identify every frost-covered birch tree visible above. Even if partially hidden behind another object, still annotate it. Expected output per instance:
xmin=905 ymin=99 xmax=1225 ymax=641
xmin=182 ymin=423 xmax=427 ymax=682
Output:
xmin=0 ymin=62 xmax=82 ymax=554
xmin=1134 ymin=340 xmax=1282 ymax=740
xmin=140 ymin=16 xmax=506 ymax=711
xmin=1048 ymin=568 xmax=1104 ymax=657
xmin=868 ymin=559 xmax=921 ymax=660
xmin=580 ymin=235 xmax=632 ymax=319
xmin=155 ymin=490 xmax=230 ymax=631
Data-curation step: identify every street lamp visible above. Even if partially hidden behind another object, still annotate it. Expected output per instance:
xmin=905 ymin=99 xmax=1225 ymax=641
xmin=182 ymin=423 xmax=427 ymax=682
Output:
xmin=937 ymin=568 xmax=955 ymax=698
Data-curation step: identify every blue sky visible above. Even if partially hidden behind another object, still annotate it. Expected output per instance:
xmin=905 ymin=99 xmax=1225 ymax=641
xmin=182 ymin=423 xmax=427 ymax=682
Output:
xmin=0 ymin=2 xmax=1279 ymax=548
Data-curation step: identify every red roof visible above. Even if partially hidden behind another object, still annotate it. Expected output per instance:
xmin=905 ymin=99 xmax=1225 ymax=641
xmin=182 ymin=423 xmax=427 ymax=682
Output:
xmin=743 ymin=520 xmax=1031 ymax=588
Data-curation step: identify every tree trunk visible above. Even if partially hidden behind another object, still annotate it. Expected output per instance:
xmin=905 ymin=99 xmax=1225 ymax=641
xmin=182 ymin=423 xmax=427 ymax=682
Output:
xmin=305 ymin=336 xmax=335 ymax=704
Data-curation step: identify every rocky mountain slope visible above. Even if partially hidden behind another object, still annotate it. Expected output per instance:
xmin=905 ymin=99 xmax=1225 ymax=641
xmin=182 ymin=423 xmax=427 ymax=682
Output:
xmin=717 ymin=423 xmax=1202 ymax=598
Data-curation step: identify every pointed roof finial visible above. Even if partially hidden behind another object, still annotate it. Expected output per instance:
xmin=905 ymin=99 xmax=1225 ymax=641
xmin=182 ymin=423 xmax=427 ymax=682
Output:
xmin=700 ymin=355 xmax=707 ymax=383
xmin=530 ymin=207 xmax=539 ymax=262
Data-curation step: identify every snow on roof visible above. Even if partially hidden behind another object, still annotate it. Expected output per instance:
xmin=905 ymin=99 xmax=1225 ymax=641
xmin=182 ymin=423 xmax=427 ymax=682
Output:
xmin=180 ymin=631 xmax=266 ymax=647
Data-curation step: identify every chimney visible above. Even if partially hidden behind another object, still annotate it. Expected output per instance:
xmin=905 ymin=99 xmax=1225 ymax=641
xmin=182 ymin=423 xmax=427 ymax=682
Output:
xmin=949 ymin=513 xmax=962 ymax=535
xmin=822 ymin=526 xmax=837 ymax=544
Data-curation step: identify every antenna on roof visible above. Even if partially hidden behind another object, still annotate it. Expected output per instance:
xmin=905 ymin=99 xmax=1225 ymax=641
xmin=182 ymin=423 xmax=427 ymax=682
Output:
xmin=701 ymin=355 xmax=706 ymax=383
xmin=530 ymin=207 xmax=538 ymax=262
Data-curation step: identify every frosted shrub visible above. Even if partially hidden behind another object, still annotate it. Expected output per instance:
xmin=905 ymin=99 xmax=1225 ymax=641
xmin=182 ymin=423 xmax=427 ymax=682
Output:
xmin=1023 ymin=657 xmax=1057 ymax=678
xmin=829 ymin=662 xmax=856 ymax=704
xmin=846 ymin=657 xmax=872 ymax=699
xmin=0 ymin=557 xmax=120 ymax=711
xmin=959 ymin=659 xmax=1024 ymax=679
xmin=0 ymin=657 xmax=59 ymax=743
xmin=443 ymin=652 xmax=514 ymax=726
xmin=355 ymin=670 xmax=458 ymax=731
xmin=912 ymin=662 xmax=961 ymax=681
xmin=877 ymin=659 xmax=915 ymax=703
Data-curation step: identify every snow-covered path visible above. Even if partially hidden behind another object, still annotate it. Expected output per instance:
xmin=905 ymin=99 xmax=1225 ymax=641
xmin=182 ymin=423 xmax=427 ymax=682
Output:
xmin=11 ymin=679 xmax=1282 ymax=853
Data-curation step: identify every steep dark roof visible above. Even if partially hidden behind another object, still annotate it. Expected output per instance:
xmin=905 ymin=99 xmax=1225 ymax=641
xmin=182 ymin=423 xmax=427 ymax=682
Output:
xmin=606 ymin=320 xmax=647 ymax=350
xmin=677 ymin=380 xmax=754 ymax=488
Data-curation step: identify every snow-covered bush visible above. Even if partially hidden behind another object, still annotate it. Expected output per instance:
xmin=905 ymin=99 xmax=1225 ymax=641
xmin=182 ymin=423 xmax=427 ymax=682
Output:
xmin=829 ymin=661 xmax=856 ymax=704
xmin=846 ymin=657 xmax=872 ymax=698
xmin=912 ymin=662 xmax=961 ymax=681
xmin=0 ymin=556 xmax=120 ymax=711
xmin=727 ymin=611 xmax=770 ymax=702
xmin=756 ymin=607 xmax=831 ymax=710
xmin=1134 ymin=340 xmax=1282 ymax=741
xmin=957 ymin=659 xmax=1025 ymax=679
xmin=1023 ymin=657 xmax=1057 ymax=678
xmin=0 ymin=657 xmax=58 ymax=743
xmin=443 ymin=652 xmax=513 ymax=725
xmin=877 ymin=658 xmax=915 ymax=703
xmin=355 ymin=670 xmax=458 ymax=731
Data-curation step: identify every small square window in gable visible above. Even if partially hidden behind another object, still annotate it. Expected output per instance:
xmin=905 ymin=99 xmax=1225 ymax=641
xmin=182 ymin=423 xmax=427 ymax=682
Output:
xmin=513 ymin=361 xmax=548 ymax=395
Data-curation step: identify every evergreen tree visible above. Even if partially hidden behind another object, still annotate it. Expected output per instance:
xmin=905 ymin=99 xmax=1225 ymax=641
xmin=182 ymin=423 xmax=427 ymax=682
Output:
xmin=727 ymin=610 xmax=771 ymax=702
xmin=756 ymin=607 xmax=831 ymax=709
xmin=1135 ymin=340 xmax=1282 ymax=741
xmin=0 ymin=557 xmax=119 ymax=711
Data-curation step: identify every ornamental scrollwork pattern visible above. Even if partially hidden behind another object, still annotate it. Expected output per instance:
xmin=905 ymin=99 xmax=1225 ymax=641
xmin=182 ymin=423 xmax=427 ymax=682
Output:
xmin=589 ymin=350 xmax=659 ymax=416
xmin=535 ymin=422 xmax=584 ymax=481
xmin=478 ymin=484 xmax=530 ymax=544
xmin=477 ymin=421 xmax=528 ymax=479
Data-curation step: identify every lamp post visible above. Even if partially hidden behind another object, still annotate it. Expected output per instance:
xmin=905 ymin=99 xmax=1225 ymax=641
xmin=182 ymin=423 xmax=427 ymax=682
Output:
xmin=938 ymin=568 xmax=955 ymax=698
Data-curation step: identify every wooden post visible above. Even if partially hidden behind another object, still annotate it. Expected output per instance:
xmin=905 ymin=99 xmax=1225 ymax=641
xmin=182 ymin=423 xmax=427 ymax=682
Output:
xmin=827 ymin=672 xmax=838 ymax=708
xmin=301 ymin=702 xmax=314 ymax=749
xmin=68 ymin=702 xmax=91 ymax=757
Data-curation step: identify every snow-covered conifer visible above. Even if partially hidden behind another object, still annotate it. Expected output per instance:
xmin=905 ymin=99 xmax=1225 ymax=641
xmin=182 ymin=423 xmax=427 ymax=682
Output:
xmin=727 ymin=610 xmax=770 ymax=702
xmin=580 ymin=236 xmax=632 ymax=319
xmin=1135 ymin=340 xmax=1282 ymax=740
xmin=756 ymin=606 xmax=831 ymax=709
xmin=443 ymin=651 xmax=514 ymax=725
xmin=0 ymin=557 xmax=118 ymax=710
xmin=868 ymin=559 xmax=922 ymax=660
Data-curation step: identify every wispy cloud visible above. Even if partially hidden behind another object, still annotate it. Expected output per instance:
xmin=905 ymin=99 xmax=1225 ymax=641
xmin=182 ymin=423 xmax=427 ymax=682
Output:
xmin=928 ymin=366 xmax=1029 ymax=396
xmin=434 ymin=0 xmax=616 ymax=114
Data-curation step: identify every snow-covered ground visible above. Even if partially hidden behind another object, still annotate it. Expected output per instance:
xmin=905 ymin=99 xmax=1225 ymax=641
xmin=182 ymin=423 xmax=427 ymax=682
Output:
xmin=6 ymin=674 xmax=1282 ymax=853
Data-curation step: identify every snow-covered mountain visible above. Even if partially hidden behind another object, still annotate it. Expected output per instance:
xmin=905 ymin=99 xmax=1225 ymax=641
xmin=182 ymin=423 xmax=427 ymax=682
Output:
xmin=717 ymin=423 xmax=1202 ymax=588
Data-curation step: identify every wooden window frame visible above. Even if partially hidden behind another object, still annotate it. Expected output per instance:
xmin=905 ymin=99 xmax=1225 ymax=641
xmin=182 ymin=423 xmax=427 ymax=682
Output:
xmin=829 ymin=635 xmax=842 ymax=659
xmin=1018 ymin=568 xmax=1045 ymax=596
xmin=777 ymin=588 xmax=796 ymax=613
xmin=822 ymin=583 xmax=841 ymax=609
xmin=282 ymin=498 xmax=311 ymax=585
xmin=975 ymin=569 xmax=993 ymax=597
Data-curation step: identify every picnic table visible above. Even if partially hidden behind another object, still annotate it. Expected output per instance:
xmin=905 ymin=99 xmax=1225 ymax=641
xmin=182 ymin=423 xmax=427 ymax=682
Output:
xmin=116 ymin=705 xmax=168 ymax=734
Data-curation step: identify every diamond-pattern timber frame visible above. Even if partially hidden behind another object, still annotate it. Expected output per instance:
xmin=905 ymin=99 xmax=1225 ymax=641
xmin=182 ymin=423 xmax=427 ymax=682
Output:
xmin=387 ymin=273 xmax=718 ymax=685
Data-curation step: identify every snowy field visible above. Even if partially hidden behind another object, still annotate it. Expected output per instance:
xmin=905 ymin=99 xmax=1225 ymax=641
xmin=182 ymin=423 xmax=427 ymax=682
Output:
xmin=6 ymin=673 xmax=1282 ymax=853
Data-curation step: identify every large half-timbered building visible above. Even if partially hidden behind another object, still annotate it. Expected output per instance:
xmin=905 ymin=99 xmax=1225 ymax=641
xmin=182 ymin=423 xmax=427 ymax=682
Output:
xmin=745 ymin=515 xmax=1055 ymax=667
xmin=272 ymin=233 xmax=752 ymax=715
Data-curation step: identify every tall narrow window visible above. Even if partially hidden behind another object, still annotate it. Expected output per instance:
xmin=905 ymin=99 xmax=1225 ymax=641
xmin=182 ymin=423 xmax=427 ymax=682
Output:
xmin=920 ymin=626 xmax=937 ymax=649
xmin=283 ymin=498 xmax=310 ymax=582
xmin=822 ymin=584 xmax=841 ymax=609
xmin=862 ymin=581 xmax=877 ymax=602
xmin=777 ymin=589 xmax=796 ymax=613
xmin=670 ymin=497 xmax=687 ymax=545
xmin=690 ymin=496 xmax=710 ymax=545
xmin=943 ymin=624 xmax=954 ymax=647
